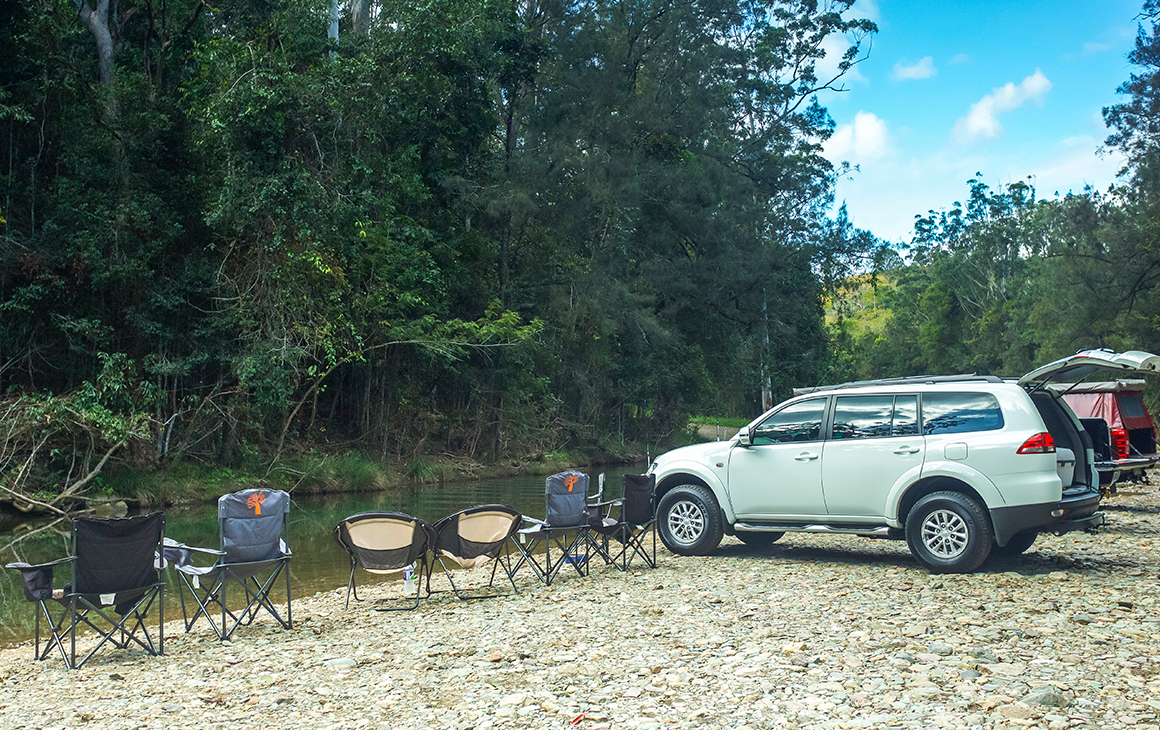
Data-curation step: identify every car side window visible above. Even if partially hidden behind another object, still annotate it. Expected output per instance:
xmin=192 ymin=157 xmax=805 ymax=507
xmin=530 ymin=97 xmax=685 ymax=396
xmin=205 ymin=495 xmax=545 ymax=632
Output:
xmin=751 ymin=400 xmax=826 ymax=445
xmin=832 ymin=395 xmax=920 ymax=439
xmin=893 ymin=395 xmax=919 ymax=436
xmin=922 ymin=393 xmax=1004 ymax=435
xmin=832 ymin=396 xmax=893 ymax=439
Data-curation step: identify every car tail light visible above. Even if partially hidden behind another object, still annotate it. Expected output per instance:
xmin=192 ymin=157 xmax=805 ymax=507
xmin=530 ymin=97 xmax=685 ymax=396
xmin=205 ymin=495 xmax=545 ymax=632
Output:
xmin=1017 ymin=432 xmax=1056 ymax=454
xmin=1112 ymin=428 xmax=1129 ymax=460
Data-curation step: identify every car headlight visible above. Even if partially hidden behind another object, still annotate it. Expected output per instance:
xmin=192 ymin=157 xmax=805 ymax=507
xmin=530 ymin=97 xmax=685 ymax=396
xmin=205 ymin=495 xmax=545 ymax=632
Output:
xmin=646 ymin=460 xmax=658 ymax=475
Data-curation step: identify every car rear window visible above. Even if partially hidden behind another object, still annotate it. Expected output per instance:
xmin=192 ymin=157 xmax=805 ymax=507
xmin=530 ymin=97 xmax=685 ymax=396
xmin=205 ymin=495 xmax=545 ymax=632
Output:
xmin=833 ymin=395 xmax=919 ymax=439
xmin=922 ymin=393 xmax=1004 ymax=435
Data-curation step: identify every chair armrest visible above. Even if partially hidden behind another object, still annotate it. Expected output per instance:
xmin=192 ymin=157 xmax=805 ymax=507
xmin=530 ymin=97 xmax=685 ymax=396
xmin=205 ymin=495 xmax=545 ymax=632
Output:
xmin=162 ymin=538 xmax=224 ymax=569
xmin=5 ymin=556 xmax=75 ymax=572
xmin=587 ymin=498 xmax=623 ymax=509
xmin=5 ymin=558 xmax=73 ymax=602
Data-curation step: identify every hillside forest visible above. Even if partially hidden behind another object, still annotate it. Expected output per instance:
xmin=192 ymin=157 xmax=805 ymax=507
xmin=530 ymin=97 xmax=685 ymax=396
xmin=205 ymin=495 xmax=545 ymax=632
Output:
xmin=2 ymin=0 xmax=1160 ymax=506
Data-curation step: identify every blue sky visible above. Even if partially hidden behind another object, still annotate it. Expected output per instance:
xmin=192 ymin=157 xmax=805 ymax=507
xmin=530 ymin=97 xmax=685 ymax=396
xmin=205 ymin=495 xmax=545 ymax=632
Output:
xmin=820 ymin=0 xmax=1144 ymax=244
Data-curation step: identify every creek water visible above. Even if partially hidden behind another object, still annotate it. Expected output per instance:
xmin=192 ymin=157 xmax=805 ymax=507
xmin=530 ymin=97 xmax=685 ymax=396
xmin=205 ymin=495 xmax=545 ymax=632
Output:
xmin=0 ymin=465 xmax=644 ymax=648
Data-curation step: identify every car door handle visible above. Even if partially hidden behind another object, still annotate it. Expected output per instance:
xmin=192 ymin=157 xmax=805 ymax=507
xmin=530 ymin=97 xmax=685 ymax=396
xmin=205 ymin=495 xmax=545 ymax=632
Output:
xmin=893 ymin=446 xmax=921 ymax=455
xmin=794 ymin=452 xmax=820 ymax=461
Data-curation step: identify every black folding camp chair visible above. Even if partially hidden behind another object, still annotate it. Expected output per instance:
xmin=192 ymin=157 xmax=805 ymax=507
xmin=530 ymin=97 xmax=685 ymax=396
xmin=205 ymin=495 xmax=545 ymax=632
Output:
xmin=164 ymin=489 xmax=292 ymax=639
xmin=430 ymin=505 xmax=521 ymax=599
xmin=333 ymin=511 xmax=434 ymax=610
xmin=5 ymin=512 xmax=166 ymax=669
xmin=587 ymin=474 xmax=658 ymax=570
xmin=512 ymin=471 xmax=593 ymax=586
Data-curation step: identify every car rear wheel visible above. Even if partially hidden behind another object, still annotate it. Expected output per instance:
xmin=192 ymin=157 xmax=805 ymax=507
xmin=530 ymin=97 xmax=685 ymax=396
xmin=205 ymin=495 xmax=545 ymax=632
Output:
xmin=657 ymin=484 xmax=724 ymax=556
xmin=905 ymin=491 xmax=992 ymax=573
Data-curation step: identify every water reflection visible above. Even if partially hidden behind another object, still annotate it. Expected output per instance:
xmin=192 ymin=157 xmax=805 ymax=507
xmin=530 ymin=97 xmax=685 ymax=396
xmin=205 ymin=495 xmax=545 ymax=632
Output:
xmin=0 ymin=465 xmax=643 ymax=647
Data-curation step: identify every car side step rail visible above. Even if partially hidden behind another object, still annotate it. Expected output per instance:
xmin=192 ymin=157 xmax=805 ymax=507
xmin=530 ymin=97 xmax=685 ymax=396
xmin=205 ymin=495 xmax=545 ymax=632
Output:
xmin=735 ymin=523 xmax=899 ymax=538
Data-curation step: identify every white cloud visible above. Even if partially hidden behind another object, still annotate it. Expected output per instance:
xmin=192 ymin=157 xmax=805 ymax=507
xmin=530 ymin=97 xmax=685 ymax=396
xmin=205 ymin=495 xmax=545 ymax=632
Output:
xmin=893 ymin=56 xmax=937 ymax=81
xmin=949 ymin=53 xmax=970 ymax=65
xmin=817 ymin=34 xmax=868 ymax=86
xmin=848 ymin=0 xmax=880 ymax=23
xmin=824 ymin=112 xmax=892 ymax=164
xmin=1082 ymin=41 xmax=1113 ymax=55
xmin=830 ymin=136 xmax=1126 ymax=244
xmin=1019 ymin=136 xmax=1126 ymax=196
xmin=952 ymin=70 xmax=1053 ymax=143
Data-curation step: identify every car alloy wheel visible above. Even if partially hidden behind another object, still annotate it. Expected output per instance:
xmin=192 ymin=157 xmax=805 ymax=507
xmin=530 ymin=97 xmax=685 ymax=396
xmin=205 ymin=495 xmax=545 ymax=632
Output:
xmin=919 ymin=508 xmax=969 ymax=559
xmin=668 ymin=499 xmax=705 ymax=546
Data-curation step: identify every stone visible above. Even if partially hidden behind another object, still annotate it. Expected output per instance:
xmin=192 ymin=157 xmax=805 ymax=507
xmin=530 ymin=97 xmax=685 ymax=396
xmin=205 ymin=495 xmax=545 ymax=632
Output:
xmin=996 ymin=703 xmax=1036 ymax=720
xmin=1023 ymin=687 xmax=1069 ymax=708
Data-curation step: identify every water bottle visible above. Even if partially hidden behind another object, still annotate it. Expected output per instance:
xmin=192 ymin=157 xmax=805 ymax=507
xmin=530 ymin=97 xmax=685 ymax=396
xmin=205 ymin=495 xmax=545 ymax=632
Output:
xmin=403 ymin=564 xmax=417 ymax=596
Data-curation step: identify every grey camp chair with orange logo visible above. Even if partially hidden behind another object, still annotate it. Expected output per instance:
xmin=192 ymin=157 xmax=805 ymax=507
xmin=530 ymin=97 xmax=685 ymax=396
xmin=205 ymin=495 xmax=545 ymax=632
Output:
xmin=333 ymin=512 xmax=434 ymax=610
xmin=511 ymin=471 xmax=593 ymax=586
xmin=164 ymin=489 xmax=292 ymax=640
xmin=430 ymin=505 xmax=521 ymax=599
xmin=6 ymin=512 xmax=166 ymax=669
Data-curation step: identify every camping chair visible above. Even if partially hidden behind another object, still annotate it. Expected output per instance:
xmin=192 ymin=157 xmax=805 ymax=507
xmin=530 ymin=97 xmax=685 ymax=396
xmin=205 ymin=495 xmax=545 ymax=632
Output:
xmin=430 ymin=505 xmax=521 ymax=599
xmin=164 ymin=488 xmax=292 ymax=640
xmin=5 ymin=512 xmax=166 ymax=669
xmin=333 ymin=512 xmax=434 ymax=610
xmin=587 ymin=474 xmax=658 ymax=570
xmin=512 ymin=471 xmax=593 ymax=586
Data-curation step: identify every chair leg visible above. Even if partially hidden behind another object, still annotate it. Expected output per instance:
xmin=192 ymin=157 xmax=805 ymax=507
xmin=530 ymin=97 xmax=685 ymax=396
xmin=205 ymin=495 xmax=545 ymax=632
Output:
xmin=344 ymin=562 xmax=359 ymax=609
xmin=440 ymin=556 xmax=466 ymax=600
xmin=284 ymin=561 xmax=292 ymax=629
xmin=491 ymin=550 xmax=520 ymax=594
xmin=510 ymin=534 xmax=548 ymax=585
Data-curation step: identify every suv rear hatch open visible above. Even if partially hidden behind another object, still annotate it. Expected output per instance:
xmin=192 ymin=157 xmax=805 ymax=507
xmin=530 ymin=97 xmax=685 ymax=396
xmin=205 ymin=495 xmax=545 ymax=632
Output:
xmin=1018 ymin=349 xmax=1160 ymax=491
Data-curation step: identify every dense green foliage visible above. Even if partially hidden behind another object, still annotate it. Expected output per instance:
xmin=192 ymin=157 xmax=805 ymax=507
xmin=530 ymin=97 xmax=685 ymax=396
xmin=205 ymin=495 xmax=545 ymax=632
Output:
xmin=1 ymin=0 xmax=877 ymax=499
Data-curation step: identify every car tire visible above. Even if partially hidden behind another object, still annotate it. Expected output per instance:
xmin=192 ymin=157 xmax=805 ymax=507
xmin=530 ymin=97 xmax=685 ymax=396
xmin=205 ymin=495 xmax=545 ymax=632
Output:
xmin=657 ymin=484 xmax=724 ymax=556
xmin=991 ymin=529 xmax=1038 ymax=558
xmin=905 ymin=491 xmax=992 ymax=574
xmin=736 ymin=531 xmax=784 ymax=546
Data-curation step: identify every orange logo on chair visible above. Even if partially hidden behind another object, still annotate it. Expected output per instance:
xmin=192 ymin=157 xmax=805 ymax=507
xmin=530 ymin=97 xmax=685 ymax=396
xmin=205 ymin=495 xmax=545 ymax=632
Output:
xmin=247 ymin=491 xmax=267 ymax=515
xmin=564 ymin=474 xmax=578 ymax=493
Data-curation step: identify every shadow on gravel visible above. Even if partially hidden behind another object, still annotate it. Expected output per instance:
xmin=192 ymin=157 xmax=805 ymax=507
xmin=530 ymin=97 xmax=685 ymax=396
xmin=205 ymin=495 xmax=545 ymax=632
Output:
xmin=714 ymin=541 xmax=915 ymax=569
xmin=708 ymin=540 xmax=1145 ymax=577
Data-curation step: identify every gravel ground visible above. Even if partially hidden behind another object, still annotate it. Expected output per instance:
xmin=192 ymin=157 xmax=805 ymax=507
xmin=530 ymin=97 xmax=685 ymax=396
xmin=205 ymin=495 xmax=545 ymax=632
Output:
xmin=3 ymin=480 xmax=1160 ymax=730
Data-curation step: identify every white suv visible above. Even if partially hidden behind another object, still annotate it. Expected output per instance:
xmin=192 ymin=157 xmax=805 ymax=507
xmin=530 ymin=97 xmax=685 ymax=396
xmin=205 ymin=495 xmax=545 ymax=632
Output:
xmin=648 ymin=349 xmax=1159 ymax=573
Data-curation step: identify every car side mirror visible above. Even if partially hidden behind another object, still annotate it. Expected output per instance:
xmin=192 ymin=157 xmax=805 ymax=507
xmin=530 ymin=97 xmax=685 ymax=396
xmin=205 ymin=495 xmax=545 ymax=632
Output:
xmin=736 ymin=427 xmax=752 ymax=446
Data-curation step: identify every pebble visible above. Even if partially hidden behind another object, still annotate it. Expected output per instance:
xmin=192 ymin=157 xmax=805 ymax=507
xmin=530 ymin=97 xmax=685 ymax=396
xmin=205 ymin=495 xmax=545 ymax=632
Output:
xmin=4 ymin=480 xmax=1160 ymax=729
xmin=1024 ymin=686 xmax=1070 ymax=707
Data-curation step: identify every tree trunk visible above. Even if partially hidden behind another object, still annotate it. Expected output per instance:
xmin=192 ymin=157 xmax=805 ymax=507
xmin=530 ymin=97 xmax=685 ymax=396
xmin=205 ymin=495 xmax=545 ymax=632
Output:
xmin=75 ymin=0 xmax=115 ymax=86
xmin=351 ymin=0 xmax=372 ymax=35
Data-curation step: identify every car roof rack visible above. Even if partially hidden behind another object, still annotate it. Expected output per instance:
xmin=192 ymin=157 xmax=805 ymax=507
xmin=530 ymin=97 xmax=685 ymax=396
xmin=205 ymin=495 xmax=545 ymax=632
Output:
xmin=793 ymin=374 xmax=1004 ymax=396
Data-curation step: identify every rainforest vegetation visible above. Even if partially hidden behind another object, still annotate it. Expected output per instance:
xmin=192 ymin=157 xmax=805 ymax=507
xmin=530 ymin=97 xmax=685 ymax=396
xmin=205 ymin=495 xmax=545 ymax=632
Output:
xmin=3 ymin=0 xmax=1160 ymax=507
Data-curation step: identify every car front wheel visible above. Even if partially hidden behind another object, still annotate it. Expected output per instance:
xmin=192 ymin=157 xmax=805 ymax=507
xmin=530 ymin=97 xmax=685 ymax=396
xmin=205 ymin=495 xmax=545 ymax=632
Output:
xmin=905 ymin=491 xmax=992 ymax=573
xmin=657 ymin=484 xmax=724 ymax=556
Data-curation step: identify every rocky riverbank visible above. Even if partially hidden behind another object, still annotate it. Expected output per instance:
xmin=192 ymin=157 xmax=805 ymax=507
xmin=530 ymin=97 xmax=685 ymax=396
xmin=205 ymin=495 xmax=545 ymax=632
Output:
xmin=3 ymin=480 xmax=1160 ymax=730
